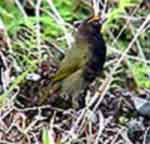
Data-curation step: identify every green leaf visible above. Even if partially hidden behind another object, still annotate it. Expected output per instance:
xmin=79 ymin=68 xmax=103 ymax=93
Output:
xmin=42 ymin=128 xmax=51 ymax=144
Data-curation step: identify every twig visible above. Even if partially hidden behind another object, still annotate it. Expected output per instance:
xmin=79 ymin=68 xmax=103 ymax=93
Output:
xmin=47 ymin=0 xmax=73 ymax=49
xmin=15 ymin=0 xmax=28 ymax=20
xmin=143 ymin=127 xmax=150 ymax=144
xmin=109 ymin=46 xmax=150 ymax=64
xmin=94 ymin=113 xmax=111 ymax=144
xmin=35 ymin=0 xmax=42 ymax=60
xmin=112 ymin=4 xmax=140 ymax=47
xmin=93 ymin=14 xmax=150 ymax=112
xmin=93 ymin=0 xmax=100 ymax=16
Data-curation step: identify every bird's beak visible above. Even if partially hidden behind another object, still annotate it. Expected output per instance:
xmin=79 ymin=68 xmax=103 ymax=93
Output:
xmin=88 ymin=16 xmax=100 ymax=23
xmin=88 ymin=15 xmax=106 ymax=24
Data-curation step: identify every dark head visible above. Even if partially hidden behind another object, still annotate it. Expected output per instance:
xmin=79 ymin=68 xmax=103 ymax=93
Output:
xmin=76 ymin=15 xmax=105 ymax=37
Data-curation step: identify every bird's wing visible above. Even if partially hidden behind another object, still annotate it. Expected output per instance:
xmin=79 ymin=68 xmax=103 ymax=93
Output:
xmin=52 ymin=43 xmax=89 ymax=82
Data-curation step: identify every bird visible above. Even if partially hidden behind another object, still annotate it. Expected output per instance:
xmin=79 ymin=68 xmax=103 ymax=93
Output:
xmin=38 ymin=15 xmax=107 ymax=108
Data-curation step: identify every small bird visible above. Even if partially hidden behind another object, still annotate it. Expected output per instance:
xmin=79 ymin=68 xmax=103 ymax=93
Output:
xmin=39 ymin=15 xmax=107 ymax=108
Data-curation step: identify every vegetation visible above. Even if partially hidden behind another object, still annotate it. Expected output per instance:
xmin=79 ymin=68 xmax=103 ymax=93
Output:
xmin=0 ymin=0 xmax=149 ymax=143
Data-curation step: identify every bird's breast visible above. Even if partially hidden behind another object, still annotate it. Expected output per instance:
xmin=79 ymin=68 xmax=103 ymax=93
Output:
xmin=82 ymin=34 xmax=106 ymax=82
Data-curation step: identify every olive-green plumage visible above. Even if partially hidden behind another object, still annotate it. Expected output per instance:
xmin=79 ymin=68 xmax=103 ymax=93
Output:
xmin=39 ymin=15 xmax=107 ymax=108
xmin=52 ymin=33 xmax=89 ymax=82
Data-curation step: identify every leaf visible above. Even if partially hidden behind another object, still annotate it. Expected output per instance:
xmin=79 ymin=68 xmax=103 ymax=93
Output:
xmin=42 ymin=128 xmax=51 ymax=144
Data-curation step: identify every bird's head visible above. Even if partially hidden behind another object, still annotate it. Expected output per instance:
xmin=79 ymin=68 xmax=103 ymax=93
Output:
xmin=75 ymin=15 xmax=105 ymax=37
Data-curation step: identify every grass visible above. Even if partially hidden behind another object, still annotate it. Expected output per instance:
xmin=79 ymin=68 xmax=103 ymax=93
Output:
xmin=0 ymin=0 xmax=149 ymax=143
